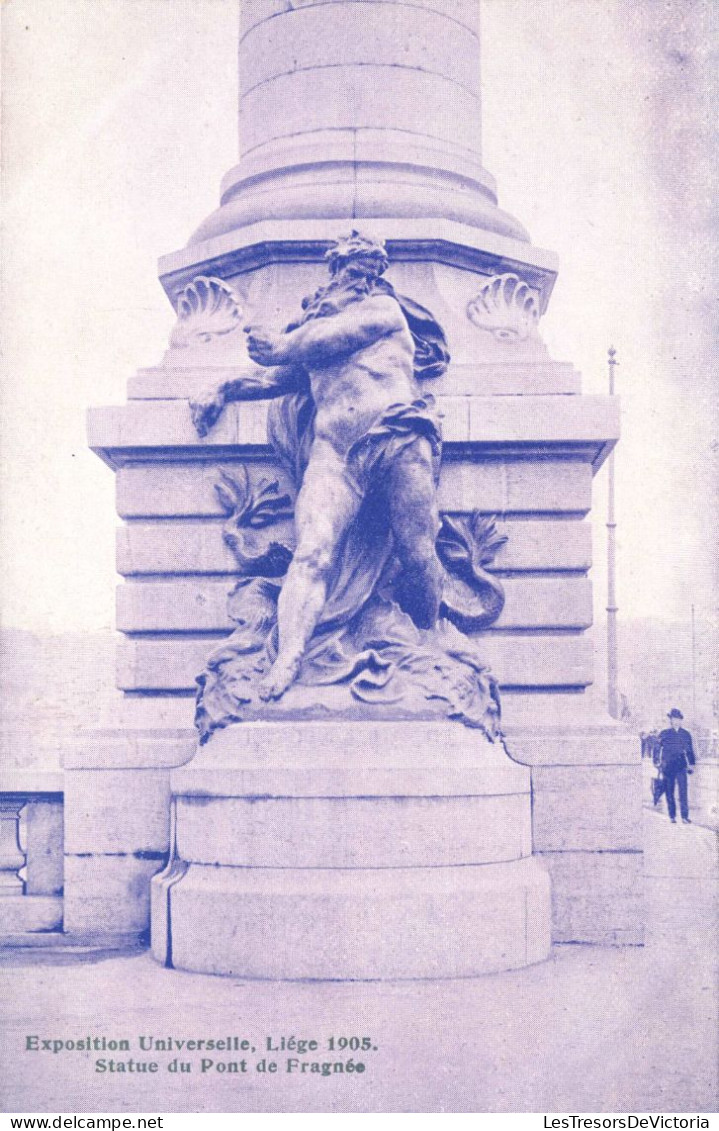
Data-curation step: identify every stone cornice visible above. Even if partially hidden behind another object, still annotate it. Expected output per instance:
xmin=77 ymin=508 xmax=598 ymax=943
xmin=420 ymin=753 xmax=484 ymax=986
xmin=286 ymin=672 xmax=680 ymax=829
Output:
xmin=159 ymin=220 xmax=559 ymax=315
xmin=88 ymin=394 xmax=619 ymax=473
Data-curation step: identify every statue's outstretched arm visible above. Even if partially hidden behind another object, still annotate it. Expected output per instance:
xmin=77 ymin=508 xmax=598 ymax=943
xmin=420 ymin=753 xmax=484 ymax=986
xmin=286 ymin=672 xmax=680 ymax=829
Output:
xmin=245 ymin=295 xmax=405 ymax=369
xmin=190 ymin=364 xmax=299 ymax=438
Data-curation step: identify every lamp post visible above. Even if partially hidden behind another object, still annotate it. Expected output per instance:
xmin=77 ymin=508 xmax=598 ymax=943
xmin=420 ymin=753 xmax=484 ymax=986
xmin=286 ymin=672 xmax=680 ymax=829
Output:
xmin=607 ymin=346 xmax=619 ymax=719
xmin=691 ymin=603 xmax=696 ymax=718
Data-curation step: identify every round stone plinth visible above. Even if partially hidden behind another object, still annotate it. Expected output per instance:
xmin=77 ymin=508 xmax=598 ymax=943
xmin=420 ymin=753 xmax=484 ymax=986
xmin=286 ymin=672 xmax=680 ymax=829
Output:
xmin=151 ymin=722 xmax=551 ymax=979
xmin=175 ymin=792 xmax=531 ymax=869
xmin=152 ymin=856 xmax=550 ymax=980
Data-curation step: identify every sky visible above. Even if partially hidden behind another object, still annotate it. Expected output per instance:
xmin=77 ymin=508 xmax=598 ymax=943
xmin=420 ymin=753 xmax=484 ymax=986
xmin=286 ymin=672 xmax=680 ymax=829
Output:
xmin=1 ymin=0 xmax=717 ymax=641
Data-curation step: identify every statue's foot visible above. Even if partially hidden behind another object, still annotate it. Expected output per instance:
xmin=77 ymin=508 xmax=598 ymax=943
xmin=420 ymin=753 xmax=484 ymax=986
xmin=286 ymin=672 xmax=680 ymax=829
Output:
xmin=257 ymin=656 xmax=302 ymax=701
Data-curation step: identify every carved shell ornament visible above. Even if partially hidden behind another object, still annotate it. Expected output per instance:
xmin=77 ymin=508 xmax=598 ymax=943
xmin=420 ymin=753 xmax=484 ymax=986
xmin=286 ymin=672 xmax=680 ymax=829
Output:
xmin=467 ymin=273 xmax=540 ymax=342
xmin=170 ymin=276 xmax=243 ymax=348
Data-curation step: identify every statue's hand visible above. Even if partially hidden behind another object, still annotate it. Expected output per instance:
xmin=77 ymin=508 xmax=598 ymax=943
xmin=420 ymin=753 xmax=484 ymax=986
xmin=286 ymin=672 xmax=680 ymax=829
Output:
xmin=189 ymin=389 xmax=225 ymax=437
xmin=244 ymin=324 xmax=288 ymax=366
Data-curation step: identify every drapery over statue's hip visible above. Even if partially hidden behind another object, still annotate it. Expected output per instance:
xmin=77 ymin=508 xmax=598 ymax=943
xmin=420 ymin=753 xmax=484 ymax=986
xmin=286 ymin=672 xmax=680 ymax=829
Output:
xmin=340 ymin=397 xmax=442 ymax=498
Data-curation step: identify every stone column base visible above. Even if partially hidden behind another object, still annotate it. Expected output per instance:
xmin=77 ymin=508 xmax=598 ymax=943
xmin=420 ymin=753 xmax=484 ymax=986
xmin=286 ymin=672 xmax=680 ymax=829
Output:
xmin=152 ymin=856 xmax=549 ymax=980
xmin=151 ymin=721 xmax=551 ymax=980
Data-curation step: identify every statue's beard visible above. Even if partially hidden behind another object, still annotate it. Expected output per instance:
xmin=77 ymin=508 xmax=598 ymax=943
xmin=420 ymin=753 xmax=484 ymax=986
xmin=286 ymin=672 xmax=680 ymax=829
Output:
xmin=298 ymin=270 xmax=381 ymax=324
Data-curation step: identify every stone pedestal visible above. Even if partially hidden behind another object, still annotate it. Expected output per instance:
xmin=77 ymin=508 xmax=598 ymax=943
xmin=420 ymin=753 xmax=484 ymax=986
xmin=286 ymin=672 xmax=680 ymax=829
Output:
xmin=83 ymin=215 xmax=633 ymax=960
xmin=151 ymin=723 xmax=550 ymax=978
xmin=79 ymin=0 xmax=644 ymax=964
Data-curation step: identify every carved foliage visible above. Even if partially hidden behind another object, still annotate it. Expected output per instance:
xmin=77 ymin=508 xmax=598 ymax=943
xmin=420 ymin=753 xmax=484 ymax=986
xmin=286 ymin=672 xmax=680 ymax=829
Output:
xmin=215 ymin=467 xmax=293 ymax=580
xmin=215 ymin=466 xmax=508 ymax=629
xmin=215 ymin=466 xmax=508 ymax=631
xmin=195 ymin=476 xmax=509 ymax=741
xmin=437 ymin=514 xmax=508 ymax=631
xmin=467 ymin=273 xmax=540 ymax=341
xmin=170 ymin=276 xmax=243 ymax=348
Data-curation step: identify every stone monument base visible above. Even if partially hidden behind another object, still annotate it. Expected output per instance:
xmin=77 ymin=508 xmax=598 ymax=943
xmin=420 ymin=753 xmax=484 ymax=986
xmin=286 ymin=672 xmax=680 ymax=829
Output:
xmin=151 ymin=721 xmax=551 ymax=979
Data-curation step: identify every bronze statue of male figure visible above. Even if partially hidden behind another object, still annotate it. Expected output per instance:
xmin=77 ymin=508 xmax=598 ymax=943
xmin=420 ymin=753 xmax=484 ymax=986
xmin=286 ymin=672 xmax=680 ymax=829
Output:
xmin=191 ymin=232 xmax=449 ymax=702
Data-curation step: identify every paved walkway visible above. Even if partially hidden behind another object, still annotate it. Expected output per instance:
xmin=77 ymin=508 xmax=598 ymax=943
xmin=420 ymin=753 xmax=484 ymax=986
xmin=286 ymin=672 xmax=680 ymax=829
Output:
xmin=1 ymin=812 xmax=716 ymax=1114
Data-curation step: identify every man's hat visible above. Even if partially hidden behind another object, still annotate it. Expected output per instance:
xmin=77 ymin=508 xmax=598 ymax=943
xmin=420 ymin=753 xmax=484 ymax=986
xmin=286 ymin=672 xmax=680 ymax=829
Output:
xmin=668 ymin=708 xmax=684 ymax=719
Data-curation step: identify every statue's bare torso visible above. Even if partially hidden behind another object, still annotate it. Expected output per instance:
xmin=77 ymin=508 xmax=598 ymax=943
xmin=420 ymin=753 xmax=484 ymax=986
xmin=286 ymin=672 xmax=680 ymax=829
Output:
xmin=243 ymin=291 xmax=420 ymax=455
xmin=303 ymin=298 xmax=419 ymax=454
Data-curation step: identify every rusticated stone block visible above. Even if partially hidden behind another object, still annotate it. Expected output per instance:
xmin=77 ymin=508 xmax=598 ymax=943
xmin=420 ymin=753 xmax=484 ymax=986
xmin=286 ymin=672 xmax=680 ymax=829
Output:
xmin=539 ymin=850 xmax=645 ymax=945
xmin=63 ymin=855 xmax=164 ymax=936
xmin=505 ymin=721 xmax=638 ymax=766
xmin=115 ymin=575 xmax=592 ymax=633
xmin=532 ymin=765 xmax=643 ymax=852
xmin=63 ymin=769 xmax=171 ymax=855
xmin=116 ymin=634 xmax=593 ymax=693
xmin=116 ymin=516 xmax=592 ymax=576
xmin=439 ymin=459 xmax=593 ymax=515
xmin=117 ymin=459 xmax=279 ymax=518
xmin=117 ymin=456 xmax=594 ymax=518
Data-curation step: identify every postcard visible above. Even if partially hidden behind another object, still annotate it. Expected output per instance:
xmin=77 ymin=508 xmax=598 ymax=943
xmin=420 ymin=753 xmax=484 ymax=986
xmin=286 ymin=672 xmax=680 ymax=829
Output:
xmin=1 ymin=0 xmax=716 ymax=1117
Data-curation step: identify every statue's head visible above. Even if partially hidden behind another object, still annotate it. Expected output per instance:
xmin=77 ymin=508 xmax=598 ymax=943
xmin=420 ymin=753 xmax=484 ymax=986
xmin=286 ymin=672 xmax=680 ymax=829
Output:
xmin=325 ymin=230 xmax=389 ymax=280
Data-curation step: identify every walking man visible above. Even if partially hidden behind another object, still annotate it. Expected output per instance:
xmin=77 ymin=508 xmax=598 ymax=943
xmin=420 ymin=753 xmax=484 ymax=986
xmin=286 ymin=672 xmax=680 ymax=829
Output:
xmin=656 ymin=708 xmax=696 ymax=823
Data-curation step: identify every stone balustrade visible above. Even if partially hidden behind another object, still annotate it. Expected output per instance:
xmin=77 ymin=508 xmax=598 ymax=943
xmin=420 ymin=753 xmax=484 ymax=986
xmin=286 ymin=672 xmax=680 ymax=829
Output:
xmin=0 ymin=798 xmax=26 ymax=894
xmin=0 ymin=772 xmax=64 ymax=940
